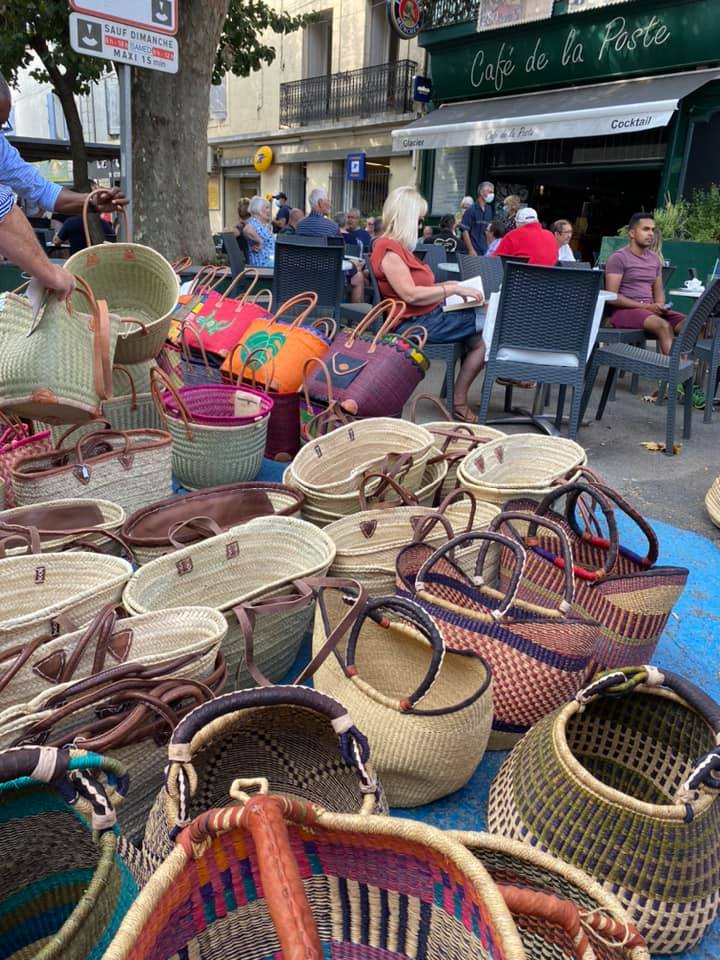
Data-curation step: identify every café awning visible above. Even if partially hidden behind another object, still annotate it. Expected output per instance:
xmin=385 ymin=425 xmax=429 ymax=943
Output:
xmin=392 ymin=70 xmax=720 ymax=151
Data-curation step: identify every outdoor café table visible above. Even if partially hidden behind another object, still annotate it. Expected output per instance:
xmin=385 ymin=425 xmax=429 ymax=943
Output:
xmin=669 ymin=287 xmax=704 ymax=299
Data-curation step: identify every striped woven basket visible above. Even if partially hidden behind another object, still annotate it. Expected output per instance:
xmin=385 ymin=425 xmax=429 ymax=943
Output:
xmin=488 ymin=666 xmax=720 ymax=954
xmin=123 ymin=515 xmax=336 ymax=689
xmin=458 ymin=434 xmax=587 ymax=505
xmin=0 ymin=745 xmax=138 ymax=960
xmin=66 ymin=192 xmax=179 ymax=365
xmin=0 ymin=550 xmax=133 ymax=647
xmin=311 ymin=588 xmax=493 ymax=807
xmin=705 ymin=476 xmax=720 ymax=527
xmin=0 ymin=497 xmax=125 ymax=555
xmin=450 ymin=832 xmax=649 ymax=960
xmin=142 ymin=685 xmax=386 ymax=871
xmin=103 ymin=791 xmax=526 ymax=960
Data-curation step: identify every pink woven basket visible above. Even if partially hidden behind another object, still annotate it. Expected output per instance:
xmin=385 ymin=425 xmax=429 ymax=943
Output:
xmin=156 ymin=382 xmax=273 ymax=426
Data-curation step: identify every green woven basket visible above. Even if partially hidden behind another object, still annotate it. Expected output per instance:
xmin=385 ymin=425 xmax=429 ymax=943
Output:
xmin=0 ymin=745 xmax=138 ymax=960
xmin=488 ymin=665 xmax=720 ymax=954
xmin=66 ymin=194 xmax=179 ymax=365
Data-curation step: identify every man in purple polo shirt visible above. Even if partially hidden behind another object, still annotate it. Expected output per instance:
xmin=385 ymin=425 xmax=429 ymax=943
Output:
xmin=605 ymin=213 xmax=684 ymax=355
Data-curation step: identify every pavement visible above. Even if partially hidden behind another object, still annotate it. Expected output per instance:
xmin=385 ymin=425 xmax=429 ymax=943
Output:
xmin=407 ymin=363 xmax=720 ymax=542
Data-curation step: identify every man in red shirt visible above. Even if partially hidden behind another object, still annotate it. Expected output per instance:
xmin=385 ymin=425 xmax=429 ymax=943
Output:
xmin=490 ymin=207 xmax=558 ymax=265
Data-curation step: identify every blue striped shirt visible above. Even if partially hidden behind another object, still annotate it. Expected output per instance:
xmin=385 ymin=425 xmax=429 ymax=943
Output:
xmin=296 ymin=212 xmax=340 ymax=238
xmin=0 ymin=186 xmax=14 ymax=222
xmin=1 ymin=133 xmax=62 ymax=213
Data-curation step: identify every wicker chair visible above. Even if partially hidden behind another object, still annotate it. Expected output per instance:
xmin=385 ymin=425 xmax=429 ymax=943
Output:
xmin=478 ymin=262 xmax=602 ymax=439
xmin=581 ymin=280 xmax=720 ymax=454
xmin=694 ymin=310 xmax=720 ymax=423
xmin=273 ymin=237 xmax=344 ymax=320
xmin=221 ymin=231 xmax=247 ymax=278
xmin=457 ymin=254 xmax=504 ymax=294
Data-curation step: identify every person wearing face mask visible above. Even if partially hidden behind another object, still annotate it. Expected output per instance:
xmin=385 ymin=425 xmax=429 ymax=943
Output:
xmin=460 ymin=181 xmax=495 ymax=256
xmin=498 ymin=194 xmax=523 ymax=232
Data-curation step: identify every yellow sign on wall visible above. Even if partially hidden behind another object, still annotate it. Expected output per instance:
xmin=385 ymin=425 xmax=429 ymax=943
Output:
xmin=253 ymin=145 xmax=273 ymax=172
xmin=207 ymin=174 xmax=220 ymax=211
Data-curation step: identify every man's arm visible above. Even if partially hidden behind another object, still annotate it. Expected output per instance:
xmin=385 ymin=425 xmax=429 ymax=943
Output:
xmin=460 ymin=209 xmax=476 ymax=256
xmin=652 ymin=273 xmax=666 ymax=309
xmin=0 ymin=200 xmax=75 ymax=299
xmin=604 ymin=271 xmax=663 ymax=314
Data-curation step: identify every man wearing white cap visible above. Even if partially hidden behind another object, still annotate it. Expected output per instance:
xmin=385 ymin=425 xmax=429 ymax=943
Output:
xmin=490 ymin=207 xmax=557 ymax=266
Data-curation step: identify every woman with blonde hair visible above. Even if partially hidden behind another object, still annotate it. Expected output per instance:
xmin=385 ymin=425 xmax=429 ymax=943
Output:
xmin=371 ymin=185 xmax=486 ymax=422
xmin=500 ymin=194 xmax=522 ymax=229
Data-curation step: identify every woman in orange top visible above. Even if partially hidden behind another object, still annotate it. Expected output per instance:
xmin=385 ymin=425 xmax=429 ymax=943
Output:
xmin=371 ymin=186 xmax=486 ymax=422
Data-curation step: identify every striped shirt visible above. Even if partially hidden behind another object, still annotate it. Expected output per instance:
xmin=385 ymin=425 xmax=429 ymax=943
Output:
xmin=296 ymin=212 xmax=340 ymax=238
xmin=1 ymin=133 xmax=62 ymax=213
xmin=0 ymin=186 xmax=14 ymax=222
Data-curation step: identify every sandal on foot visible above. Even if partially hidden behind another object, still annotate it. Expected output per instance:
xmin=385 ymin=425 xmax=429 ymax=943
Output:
xmin=453 ymin=404 xmax=479 ymax=424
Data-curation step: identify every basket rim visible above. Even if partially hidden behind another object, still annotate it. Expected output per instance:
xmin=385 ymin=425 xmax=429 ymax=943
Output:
xmin=460 ymin=434 xmax=586 ymax=487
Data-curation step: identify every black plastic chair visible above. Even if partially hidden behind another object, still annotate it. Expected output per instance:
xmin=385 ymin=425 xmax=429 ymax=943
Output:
xmin=457 ymin=254 xmax=503 ymax=294
xmin=557 ymin=260 xmax=591 ymax=269
xmin=478 ymin=263 xmax=602 ymax=439
xmin=273 ymin=237 xmax=344 ymax=320
xmin=279 ymin=233 xmax=328 ymax=246
xmin=581 ymin=280 xmax=720 ymax=454
xmin=221 ymin=231 xmax=247 ymax=278
xmin=344 ymin=242 xmax=362 ymax=258
xmin=498 ymin=254 xmax=530 ymax=265
xmin=694 ymin=311 xmax=720 ymax=423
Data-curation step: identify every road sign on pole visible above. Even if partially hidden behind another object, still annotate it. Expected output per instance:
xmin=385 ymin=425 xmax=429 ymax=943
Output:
xmin=69 ymin=13 xmax=179 ymax=73
xmin=69 ymin=0 xmax=177 ymax=35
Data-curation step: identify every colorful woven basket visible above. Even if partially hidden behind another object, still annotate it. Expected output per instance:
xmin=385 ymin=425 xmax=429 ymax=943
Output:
xmin=396 ymin=517 xmax=600 ymax=749
xmin=488 ymin=665 xmax=720 ymax=954
xmin=705 ymin=476 xmax=720 ymax=527
xmin=142 ymin=684 xmax=386 ymax=870
xmin=104 ymin=791 xmax=526 ymax=960
xmin=0 ymin=745 xmax=137 ymax=960
xmin=66 ymin=192 xmax=179 ymax=365
xmin=311 ymin=586 xmax=493 ymax=807
xmin=450 ymin=832 xmax=649 ymax=960
xmin=498 ymin=477 xmax=689 ymax=668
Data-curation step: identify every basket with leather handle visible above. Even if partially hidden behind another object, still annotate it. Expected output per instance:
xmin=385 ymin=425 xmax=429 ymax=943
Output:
xmin=311 ymin=584 xmax=493 ymax=806
xmin=66 ymin=190 xmax=179 ymax=364
xmin=305 ymin=299 xmax=431 ymax=418
xmin=189 ymin=267 xmax=273 ymax=358
xmin=498 ymin=476 xmax=690 ymax=668
xmin=488 ymin=665 xmax=720 ymax=953
xmin=168 ymin=265 xmax=230 ymax=340
xmin=396 ymin=516 xmax=600 ymax=748
xmin=122 ymin=480 xmax=303 ymax=564
xmin=0 ymin=412 xmax=53 ymax=508
xmin=0 ymin=745 xmax=138 ymax=960
xmin=10 ymin=421 xmax=172 ymax=515
xmin=0 ymin=498 xmax=126 ymax=557
xmin=0 ymin=274 xmax=120 ymax=424
xmin=103 ymin=788 xmax=527 ymax=960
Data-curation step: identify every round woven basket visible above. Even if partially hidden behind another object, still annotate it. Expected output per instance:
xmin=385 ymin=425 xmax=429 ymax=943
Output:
xmin=290 ymin=417 xmax=434 ymax=495
xmin=0 ymin=497 xmax=125 ymax=555
xmin=705 ymin=476 xmax=720 ymax=527
xmin=459 ymin=434 xmax=587 ymax=505
xmin=66 ymin=242 xmax=179 ymax=365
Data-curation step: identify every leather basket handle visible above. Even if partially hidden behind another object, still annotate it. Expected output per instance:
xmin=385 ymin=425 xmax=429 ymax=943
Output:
xmin=81 ymin=188 xmax=129 ymax=245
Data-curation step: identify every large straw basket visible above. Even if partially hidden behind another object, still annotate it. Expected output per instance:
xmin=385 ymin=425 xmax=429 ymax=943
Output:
xmin=458 ymin=434 xmax=587 ymax=504
xmin=0 ymin=497 xmax=125 ymax=555
xmin=103 ymin=792 xmax=526 ymax=960
xmin=705 ymin=476 xmax=720 ymax=527
xmin=326 ymin=490 xmax=500 ymax=595
xmin=122 ymin=481 xmax=304 ymax=564
xmin=0 ymin=276 xmax=120 ymax=424
xmin=0 ymin=550 xmax=133 ymax=647
xmin=290 ymin=417 xmax=434 ymax=495
xmin=142 ymin=685 xmax=386 ymax=869
xmin=311 ymin=588 xmax=493 ymax=807
xmin=450 ymin=832 xmax=649 ymax=960
xmin=123 ymin=516 xmax=335 ymax=689
xmin=152 ymin=369 xmax=271 ymax=489
xmin=66 ymin=192 xmax=179 ymax=364
xmin=0 ymin=746 xmax=138 ymax=960
xmin=488 ymin=666 xmax=720 ymax=954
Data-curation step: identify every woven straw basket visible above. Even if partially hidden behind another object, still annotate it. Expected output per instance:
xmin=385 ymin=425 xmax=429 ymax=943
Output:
xmin=0 ymin=551 xmax=133 ymax=647
xmin=326 ymin=491 xmax=500 ymax=596
xmin=311 ymin=588 xmax=493 ymax=807
xmin=142 ymin=685 xmax=386 ymax=871
xmin=0 ymin=746 xmax=138 ymax=960
xmin=459 ymin=434 xmax=587 ymax=504
xmin=66 ymin=193 xmax=179 ymax=365
xmin=103 ymin=792 xmax=526 ymax=960
xmin=290 ymin=417 xmax=434 ymax=495
xmin=488 ymin=666 xmax=720 ymax=954
xmin=123 ymin=516 xmax=336 ymax=689
xmin=705 ymin=476 xmax=720 ymax=527
xmin=123 ymin=481 xmax=304 ymax=565
xmin=450 ymin=832 xmax=649 ymax=960
xmin=0 ymin=604 xmax=227 ymax=712
xmin=0 ymin=497 xmax=125 ymax=555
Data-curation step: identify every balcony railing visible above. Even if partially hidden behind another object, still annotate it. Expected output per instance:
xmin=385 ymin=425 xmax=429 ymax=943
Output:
xmin=280 ymin=59 xmax=417 ymax=127
xmin=422 ymin=0 xmax=480 ymax=30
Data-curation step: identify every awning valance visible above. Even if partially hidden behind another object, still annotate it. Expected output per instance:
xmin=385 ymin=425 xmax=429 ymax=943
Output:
xmin=392 ymin=70 xmax=720 ymax=152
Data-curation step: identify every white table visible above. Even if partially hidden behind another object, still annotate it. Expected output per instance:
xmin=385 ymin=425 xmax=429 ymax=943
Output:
xmin=669 ymin=287 xmax=704 ymax=299
xmin=438 ymin=262 xmax=460 ymax=274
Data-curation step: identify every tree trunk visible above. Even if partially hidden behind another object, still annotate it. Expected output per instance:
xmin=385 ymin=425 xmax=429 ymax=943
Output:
xmin=131 ymin=0 xmax=229 ymax=261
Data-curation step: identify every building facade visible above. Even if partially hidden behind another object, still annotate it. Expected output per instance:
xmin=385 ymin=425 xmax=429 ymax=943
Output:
xmin=394 ymin=0 xmax=720 ymax=260
xmin=207 ymin=0 xmax=426 ymax=232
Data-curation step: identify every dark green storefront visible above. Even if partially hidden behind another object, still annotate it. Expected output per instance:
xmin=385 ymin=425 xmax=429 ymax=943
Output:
xmin=402 ymin=0 xmax=720 ymax=260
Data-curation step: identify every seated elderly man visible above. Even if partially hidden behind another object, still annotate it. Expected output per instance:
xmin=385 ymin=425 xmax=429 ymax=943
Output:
xmin=296 ymin=188 xmax=365 ymax=303
xmin=490 ymin=207 xmax=557 ymax=266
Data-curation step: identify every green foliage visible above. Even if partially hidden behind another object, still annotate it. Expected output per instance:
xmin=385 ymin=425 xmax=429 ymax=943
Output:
xmin=651 ymin=196 xmax=691 ymax=241
xmin=214 ymin=1 xmax=312 ymax=83
xmin=686 ymin=184 xmax=720 ymax=244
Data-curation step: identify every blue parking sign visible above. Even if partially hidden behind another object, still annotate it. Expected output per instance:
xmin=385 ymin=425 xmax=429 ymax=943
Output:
xmin=346 ymin=152 xmax=366 ymax=182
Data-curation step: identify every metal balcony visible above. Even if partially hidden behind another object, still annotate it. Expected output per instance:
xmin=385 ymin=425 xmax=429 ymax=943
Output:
xmin=422 ymin=0 xmax=480 ymax=30
xmin=279 ymin=59 xmax=417 ymax=127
